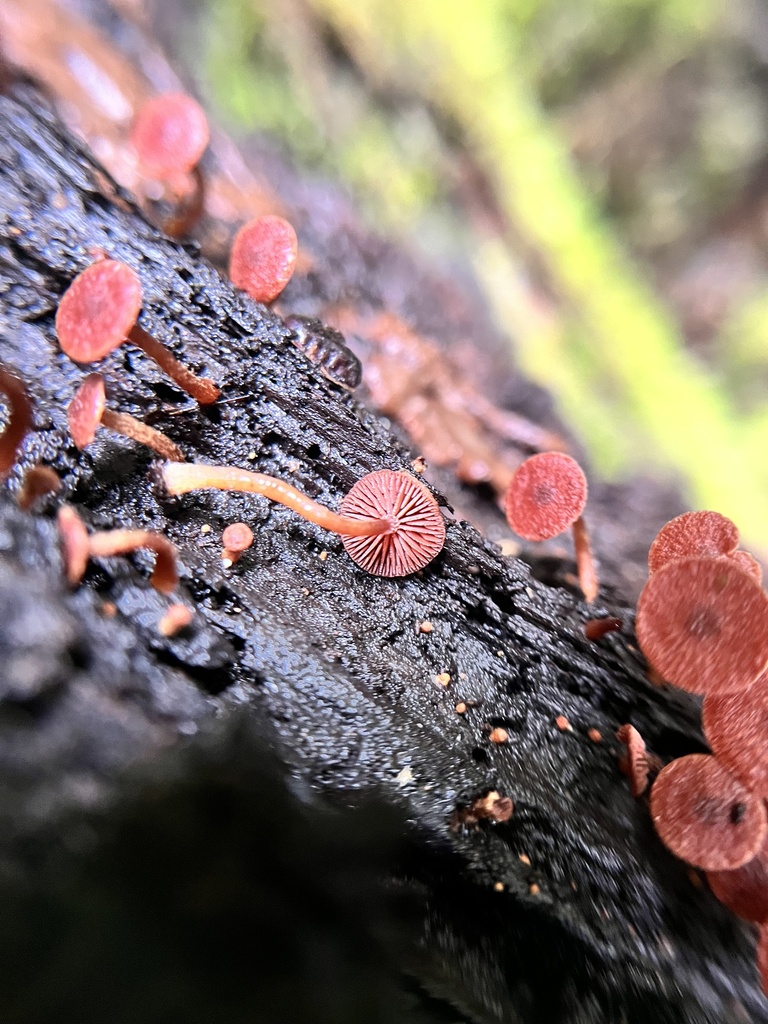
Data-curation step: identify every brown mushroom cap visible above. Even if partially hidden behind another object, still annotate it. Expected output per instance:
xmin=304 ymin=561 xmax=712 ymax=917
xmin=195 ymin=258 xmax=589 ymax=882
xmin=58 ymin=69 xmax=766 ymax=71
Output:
xmin=130 ymin=93 xmax=209 ymax=179
xmin=648 ymin=510 xmax=739 ymax=573
xmin=339 ymin=469 xmax=445 ymax=577
xmin=650 ymin=754 xmax=767 ymax=871
xmin=707 ymin=833 xmax=768 ymax=923
xmin=702 ymin=671 xmax=768 ymax=797
xmin=55 ymin=260 xmax=142 ymax=363
xmin=635 ymin=556 xmax=768 ymax=696
xmin=504 ymin=452 xmax=587 ymax=541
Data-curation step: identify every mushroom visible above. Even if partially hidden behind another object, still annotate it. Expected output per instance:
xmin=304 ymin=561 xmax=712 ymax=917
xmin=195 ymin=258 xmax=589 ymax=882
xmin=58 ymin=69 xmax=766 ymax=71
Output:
xmin=57 ymin=506 xmax=177 ymax=594
xmin=338 ymin=468 xmax=446 ymax=576
xmin=221 ymin=522 xmax=254 ymax=566
xmin=635 ymin=555 xmax=768 ymax=695
xmin=229 ymin=215 xmax=299 ymax=304
xmin=68 ymin=373 xmax=184 ymax=461
xmin=648 ymin=510 xmax=739 ymax=573
xmin=57 ymin=506 xmax=90 ymax=587
xmin=55 ymin=260 xmax=220 ymax=405
xmin=702 ymin=670 xmax=768 ymax=797
xmin=650 ymin=753 xmax=767 ymax=871
xmin=706 ymin=832 xmax=768 ymax=924
xmin=0 ymin=366 xmax=32 ymax=475
xmin=160 ymin=462 xmax=445 ymax=577
xmin=158 ymin=603 xmax=194 ymax=637
xmin=130 ymin=93 xmax=209 ymax=238
xmin=88 ymin=529 xmax=178 ymax=594
xmin=504 ymin=452 xmax=598 ymax=602
xmin=17 ymin=465 xmax=61 ymax=511
xmin=616 ymin=723 xmax=652 ymax=797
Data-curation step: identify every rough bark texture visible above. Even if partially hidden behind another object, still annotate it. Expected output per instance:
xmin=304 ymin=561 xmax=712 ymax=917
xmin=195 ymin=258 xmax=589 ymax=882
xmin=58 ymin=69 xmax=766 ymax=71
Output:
xmin=0 ymin=83 xmax=764 ymax=1024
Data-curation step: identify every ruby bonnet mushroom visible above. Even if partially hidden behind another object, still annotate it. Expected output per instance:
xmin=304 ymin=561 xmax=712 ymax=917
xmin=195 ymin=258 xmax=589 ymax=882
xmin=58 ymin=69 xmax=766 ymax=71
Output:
xmin=160 ymin=462 xmax=445 ymax=577
xmin=702 ymin=670 xmax=768 ymax=798
xmin=650 ymin=753 xmax=767 ymax=871
xmin=647 ymin=510 xmax=739 ymax=572
xmin=55 ymin=260 xmax=220 ymax=405
xmin=635 ymin=555 xmax=768 ymax=696
xmin=68 ymin=373 xmax=184 ymax=462
xmin=130 ymin=93 xmax=209 ymax=238
xmin=57 ymin=506 xmax=177 ymax=594
xmin=504 ymin=452 xmax=597 ymax=602
xmin=229 ymin=215 xmax=299 ymax=304
xmin=706 ymin=832 xmax=768 ymax=924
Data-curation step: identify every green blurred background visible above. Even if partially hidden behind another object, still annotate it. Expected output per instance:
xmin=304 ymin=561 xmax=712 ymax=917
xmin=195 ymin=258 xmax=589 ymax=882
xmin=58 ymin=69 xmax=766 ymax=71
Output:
xmin=200 ymin=0 xmax=768 ymax=552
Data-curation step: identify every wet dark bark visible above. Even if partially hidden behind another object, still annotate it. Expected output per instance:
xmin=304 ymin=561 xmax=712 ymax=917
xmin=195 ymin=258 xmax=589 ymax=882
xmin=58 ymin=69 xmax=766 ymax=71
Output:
xmin=0 ymin=86 xmax=763 ymax=1024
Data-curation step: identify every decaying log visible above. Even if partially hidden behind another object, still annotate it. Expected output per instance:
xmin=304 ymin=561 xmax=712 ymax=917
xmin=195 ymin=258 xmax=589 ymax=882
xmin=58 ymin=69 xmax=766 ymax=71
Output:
xmin=0 ymin=83 xmax=764 ymax=1024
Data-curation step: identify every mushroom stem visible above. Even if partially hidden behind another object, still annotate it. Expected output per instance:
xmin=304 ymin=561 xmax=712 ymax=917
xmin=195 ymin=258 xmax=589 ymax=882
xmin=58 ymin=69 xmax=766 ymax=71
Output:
xmin=163 ymin=166 xmax=206 ymax=238
xmin=572 ymin=515 xmax=599 ymax=603
xmin=0 ymin=367 xmax=32 ymax=475
xmin=128 ymin=325 xmax=219 ymax=405
xmin=88 ymin=529 xmax=178 ymax=594
xmin=161 ymin=462 xmax=394 ymax=538
xmin=100 ymin=408 xmax=184 ymax=462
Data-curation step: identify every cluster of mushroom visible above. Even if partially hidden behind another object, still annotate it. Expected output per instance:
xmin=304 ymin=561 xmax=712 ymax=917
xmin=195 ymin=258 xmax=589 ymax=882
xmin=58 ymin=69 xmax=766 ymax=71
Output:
xmin=633 ymin=510 xmax=768 ymax=991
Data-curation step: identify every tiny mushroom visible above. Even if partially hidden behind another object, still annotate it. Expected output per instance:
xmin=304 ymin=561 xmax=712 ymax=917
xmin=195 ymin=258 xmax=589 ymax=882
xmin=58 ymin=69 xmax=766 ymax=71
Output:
xmin=0 ymin=366 xmax=32 ymax=475
xmin=57 ymin=505 xmax=177 ymax=594
xmin=229 ymin=215 xmax=299 ymax=304
xmin=68 ymin=373 xmax=184 ymax=461
xmin=55 ymin=260 xmax=219 ymax=404
xmin=160 ymin=462 xmax=445 ymax=577
xmin=702 ymin=671 xmax=768 ymax=797
xmin=648 ymin=510 xmax=739 ymax=573
xmin=130 ymin=93 xmax=209 ymax=237
xmin=17 ymin=465 xmax=61 ymax=511
xmin=221 ymin=522 xmax=254 ymax=565
xmin=88 ymin=529 xmax=178 ymax=594
xmin=635 ymin=556 xmax=768 ymax=695
xmin=616 ymin=723 xmax=651 ymax=798
xmin=650 ymin=753 xmax=767 ymax=871
xmin=57 ymin=506 xmax=90 ymax=587
xmin=504 ymin=452 xmax=598 ymax=602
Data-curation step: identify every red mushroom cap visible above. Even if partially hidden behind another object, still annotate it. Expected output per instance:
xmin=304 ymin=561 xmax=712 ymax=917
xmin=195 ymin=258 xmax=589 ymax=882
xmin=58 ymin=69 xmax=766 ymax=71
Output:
xmin=504 ymin=452 xmax=587 ymax=541
xmin=707 ymin=833 xmax=768 ymax=923
xmin=68 ymin=373 xmax=106 ymax=448
xmin=648 ymin=510 xmax=739 ymax=573
xmin=229 ymin=215 xmax=299 ymax=304
xmin=56 ymin=260 xmax=142 ymax=363
xmin=702 ymin=670 xmax=768 ymax=797
xmin=130 ymin=93 xmax=209 ymax=179
xmin=339 ymin=469 xmax=445 ymax=577
xmin=650 ymin=753 xmax=767 ymax=871
xmin=635 ymin=555 xmax=768 ymax=696
xmin=222 ymin=522 xmax=254 ymax=554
